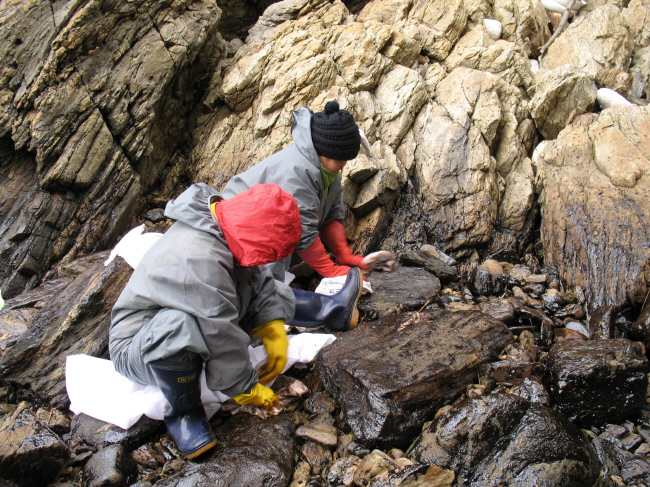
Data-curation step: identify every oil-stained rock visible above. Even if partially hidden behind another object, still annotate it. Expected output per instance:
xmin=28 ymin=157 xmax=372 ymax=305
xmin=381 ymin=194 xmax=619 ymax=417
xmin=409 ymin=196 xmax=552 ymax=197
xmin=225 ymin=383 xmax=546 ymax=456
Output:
xmin=0 ymin=252 xmax=132 ymax=408
xmin=359 ymin=266 xmax=441 ymax=319
xmin=630 ymin=304 xmax=650 ymax=348
xmin=70 ymin=413 xmax=164 ymax=449
xmin=155 ymin=414 xmax=298 ymax=487
xmin=0 ymin=402 xmax=69 ymax=487
xmin=407 ymin=393 xmax=600 ymax=487
xmin=589 ymin=305 xmax=618 ymax=339
xmin=534 ymin=107 xmax=650 ymax=309
xmin=398 ymin=250 xmax=458 ymax=283
xmin=547 ymin=339 xmax=649 ymax=427
xmin=83 ymin=444 xmax=137 ymax=487
xmin=315 ymin=310 xmax=513 ymax=448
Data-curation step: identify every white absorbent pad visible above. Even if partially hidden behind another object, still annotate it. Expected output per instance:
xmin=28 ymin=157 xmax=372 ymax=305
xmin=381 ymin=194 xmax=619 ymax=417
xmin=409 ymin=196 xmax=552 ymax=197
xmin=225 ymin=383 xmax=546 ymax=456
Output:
xmin=66 ymin=333 xmax=336 ymax=430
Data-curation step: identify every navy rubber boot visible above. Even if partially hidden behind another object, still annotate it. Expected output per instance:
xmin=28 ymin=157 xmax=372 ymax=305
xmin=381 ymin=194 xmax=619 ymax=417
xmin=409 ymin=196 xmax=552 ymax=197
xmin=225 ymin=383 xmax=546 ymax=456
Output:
xmin=149 ymin=357 xmax=217 ymax=459
xmin=290 ymin=267 xmax=363 ymax=331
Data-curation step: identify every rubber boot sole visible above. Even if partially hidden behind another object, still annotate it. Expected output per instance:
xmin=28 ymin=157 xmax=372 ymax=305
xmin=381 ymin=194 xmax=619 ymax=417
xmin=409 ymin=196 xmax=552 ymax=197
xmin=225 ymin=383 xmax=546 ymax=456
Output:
xmin=185 ymin=438 xmax=218 ymax=459
xmin=348 ymin=270 xmax=364 ymax=330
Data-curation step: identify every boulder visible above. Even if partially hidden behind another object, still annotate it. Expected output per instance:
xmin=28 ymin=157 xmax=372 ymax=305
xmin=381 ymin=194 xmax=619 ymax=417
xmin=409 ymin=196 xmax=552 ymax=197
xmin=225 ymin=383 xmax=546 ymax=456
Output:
xmin=547 ymin=339 xmax=648 ymax=426
xmin=534 ymin=106 xmax=650 ymax=308
xmin=0 ymin=402 xmax=69 ymax=487
xmin=315 ymin=309 xmax=513 ymax=448
xmin=540 ymin=5 xmax=633 ymax=93
xmin=0 ymin=252 xmax=132 ymax=407
xmin=529 ymin=64 xmax=598 ymax=139
xmin=156 ymin=413 xmax=298 ymax=487
xmin=407 ymin=393 xmax=600 ymax=486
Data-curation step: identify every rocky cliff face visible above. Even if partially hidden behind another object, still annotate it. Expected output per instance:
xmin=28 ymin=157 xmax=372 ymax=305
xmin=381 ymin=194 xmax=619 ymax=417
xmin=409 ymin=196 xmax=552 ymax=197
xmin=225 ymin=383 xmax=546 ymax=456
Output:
xmin=1 ymin=0 xmax=649 ymax=309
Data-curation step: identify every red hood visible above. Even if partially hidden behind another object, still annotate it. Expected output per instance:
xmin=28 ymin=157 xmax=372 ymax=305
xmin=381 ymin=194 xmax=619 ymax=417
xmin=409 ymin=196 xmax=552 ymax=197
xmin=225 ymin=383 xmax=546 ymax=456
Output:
xmin=216 ymin=184 xmax=302 ymax=267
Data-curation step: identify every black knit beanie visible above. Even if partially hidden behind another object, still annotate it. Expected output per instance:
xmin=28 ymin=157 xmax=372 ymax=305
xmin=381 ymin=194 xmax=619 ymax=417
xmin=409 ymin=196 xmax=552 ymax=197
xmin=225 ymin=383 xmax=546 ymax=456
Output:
xmin=310 ymin=100 xmax=361 ymax=161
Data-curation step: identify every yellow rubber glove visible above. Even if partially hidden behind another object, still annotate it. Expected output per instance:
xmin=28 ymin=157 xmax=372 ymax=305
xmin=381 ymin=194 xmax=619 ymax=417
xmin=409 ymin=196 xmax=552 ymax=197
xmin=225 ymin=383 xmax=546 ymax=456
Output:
xmin=252 ymin=320 xmax=288 ymax=385
xmin=232 ymin=383 xmax=281 ymax=412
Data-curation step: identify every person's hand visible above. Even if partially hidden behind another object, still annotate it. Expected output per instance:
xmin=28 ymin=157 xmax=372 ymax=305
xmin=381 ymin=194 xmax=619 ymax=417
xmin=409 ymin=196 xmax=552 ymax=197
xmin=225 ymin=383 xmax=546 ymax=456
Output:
xmin=232 ymin=383 xmax=281 ymax=413
xmin=252 ymin=320 xmax=288 ymax=384
xmin=362 ymin=251 xmax=395 ymax=272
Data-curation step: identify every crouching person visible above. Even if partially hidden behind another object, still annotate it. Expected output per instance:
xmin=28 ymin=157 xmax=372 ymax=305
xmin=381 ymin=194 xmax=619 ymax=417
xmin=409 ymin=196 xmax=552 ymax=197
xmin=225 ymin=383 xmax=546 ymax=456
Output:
xmin=109 ymin=183 xmax=303 ymax=459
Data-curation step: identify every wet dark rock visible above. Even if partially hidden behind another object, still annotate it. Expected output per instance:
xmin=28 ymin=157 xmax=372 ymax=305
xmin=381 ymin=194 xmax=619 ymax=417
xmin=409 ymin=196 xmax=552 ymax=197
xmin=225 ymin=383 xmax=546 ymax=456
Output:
xmin=0 ymin=253 xmax=132 ymax=407
xmin=36 ymin=407 xmax=71 ymax=436
xmin=358 ymin=266 xmax=441 ymax=319
xmin=142 ymin=208 xmax=166 ymax=223
xmin=522 ymin=282 xmax=546 ymax=296
xmin=547 ymin=339 xmax=648 ymax=427
xmin=0 ymin=402 xmax=69 ymax=487
xmin=70 ymin=412 xmax=164 ymax=450
xmin=478 ymin=361 xmax=545 ymax=388
xmin=83 ymin=444 xmax=137 ymax=487
xmin=630 ymin=304 xmax=650 ymax=349
xmin=301 ymin=441 xmax=331 ymax=475
xmin=555 ymin=303 xmax=587 ymax=319
xmin=303 ymin=392 xmax=336 ymax=415
xmin=508 ymin=377 xmax=551 ymax=406
xmin=398 ymin=250 xmax=458 ymax=283
xmin=542 ymin=289 xmax=565 ymax=314
xmin=156 ymin=414 xmax=298 ymax=487
xmin=323 ymin=455 xmax=360 ymax=486
xmin=478 ymin=298 xmax=517 ymax=325
xmin=407 ymin=393 xmax=600 ymax=487
xmin=591 ymin=305 xmax=619 ymax=340
xmin=470 ymin=267 xmax=504 ymax=297
xmin=316 ymin=310 xmax=513 ymax=448
xmin=584 ymin=430 xmax=622 ymax=480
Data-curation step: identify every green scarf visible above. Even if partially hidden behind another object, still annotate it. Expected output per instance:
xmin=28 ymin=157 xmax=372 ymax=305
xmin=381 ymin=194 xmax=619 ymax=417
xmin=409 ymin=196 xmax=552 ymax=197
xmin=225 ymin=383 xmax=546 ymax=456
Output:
xmin=321 ymin=166 xmax=338 ymax=200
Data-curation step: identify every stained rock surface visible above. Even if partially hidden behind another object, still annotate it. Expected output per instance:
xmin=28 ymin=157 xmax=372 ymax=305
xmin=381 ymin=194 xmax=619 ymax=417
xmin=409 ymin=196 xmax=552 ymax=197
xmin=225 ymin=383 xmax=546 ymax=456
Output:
xmin=315 ymin=309 xmax=513 ymax=448
xmin=155 ymin=414 xmax=298 ymax=487
xmin=407 ymin=393 xmax=600 ymax=487
xmin=547 ymin=339 xmax=649 ymax=427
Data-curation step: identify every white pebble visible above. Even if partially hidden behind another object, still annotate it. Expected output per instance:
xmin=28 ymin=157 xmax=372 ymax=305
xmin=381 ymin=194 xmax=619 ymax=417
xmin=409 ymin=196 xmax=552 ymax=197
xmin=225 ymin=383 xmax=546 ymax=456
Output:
xmin=483 ymin=19 xmax=502 ymax=41
xmin=597 ymin=88 xmax=632 ymax=110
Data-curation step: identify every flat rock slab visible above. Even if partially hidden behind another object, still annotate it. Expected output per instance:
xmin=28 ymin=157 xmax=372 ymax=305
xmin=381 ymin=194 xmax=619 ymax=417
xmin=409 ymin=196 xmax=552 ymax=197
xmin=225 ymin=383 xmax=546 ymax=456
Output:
xmin=0 ymin=402 xmax=69 ymax=487
xmin=360 ymin=266 xmax=441 ymax=319
xmin=408 ymin=393 xmax=600 ymax=487
xmin=315 ymin=310 xmax=513 ymax=448
xmin=547 ymin=339 xmax=648 ymax=427
xmin=0 ymin=252 xmax=132 ymax=408
xmin=156 ymin=413 xmax=298 ymax=487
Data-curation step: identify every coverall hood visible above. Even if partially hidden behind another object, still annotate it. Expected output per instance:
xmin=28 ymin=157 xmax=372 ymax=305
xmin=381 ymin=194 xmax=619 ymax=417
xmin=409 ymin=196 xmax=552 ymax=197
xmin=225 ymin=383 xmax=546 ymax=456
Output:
xmin=165 ymin=183 xmax=301 ymax=267
xmin=216 ymin=184 xmax=302 ymax=267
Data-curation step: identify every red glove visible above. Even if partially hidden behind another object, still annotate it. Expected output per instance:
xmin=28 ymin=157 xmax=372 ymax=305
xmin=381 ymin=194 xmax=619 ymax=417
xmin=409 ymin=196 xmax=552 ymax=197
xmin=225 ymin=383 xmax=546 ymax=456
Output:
xmin=298 ymin=237 xmax=351 ymax=278
xmin=320 ymin=220 xmax=368 ymax=270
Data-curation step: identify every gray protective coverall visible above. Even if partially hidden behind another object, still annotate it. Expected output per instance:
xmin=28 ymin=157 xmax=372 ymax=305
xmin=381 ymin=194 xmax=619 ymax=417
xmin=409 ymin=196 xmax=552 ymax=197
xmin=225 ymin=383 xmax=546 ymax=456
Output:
xmin=222 ymin=106 xmax=345 ymax=279
xmin=109 ymin=183 xmax=294 ymax=397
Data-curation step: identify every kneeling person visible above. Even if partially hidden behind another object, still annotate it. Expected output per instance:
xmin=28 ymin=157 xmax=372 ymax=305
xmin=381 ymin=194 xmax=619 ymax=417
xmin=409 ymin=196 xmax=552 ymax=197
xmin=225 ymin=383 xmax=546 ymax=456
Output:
xmin=109 ymin=183 xmax=303 ymax=459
